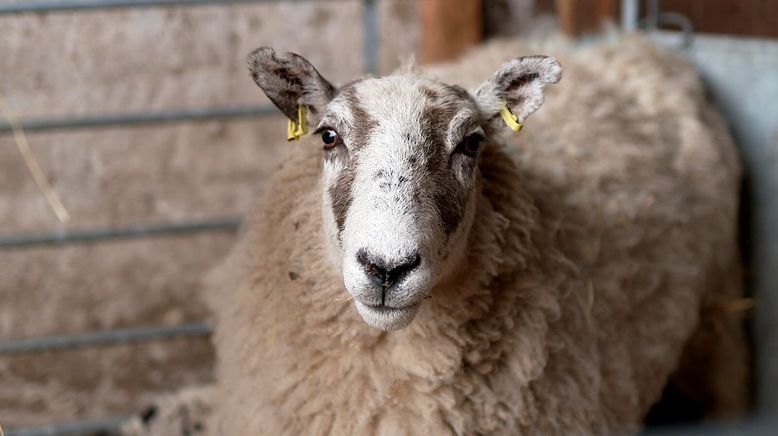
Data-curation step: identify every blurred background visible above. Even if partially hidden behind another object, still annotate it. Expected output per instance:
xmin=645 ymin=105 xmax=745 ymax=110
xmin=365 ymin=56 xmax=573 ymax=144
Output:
xmin=0 ymin=0 xmax=776 ymax=434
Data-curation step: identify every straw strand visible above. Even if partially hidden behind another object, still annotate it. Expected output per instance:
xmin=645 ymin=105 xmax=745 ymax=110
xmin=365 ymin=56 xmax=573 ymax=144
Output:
xmin=0 ymin=93 xmax=70 ymax=223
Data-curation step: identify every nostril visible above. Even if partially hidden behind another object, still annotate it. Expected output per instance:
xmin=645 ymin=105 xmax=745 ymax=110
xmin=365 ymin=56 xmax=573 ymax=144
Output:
xmin=356 ymin=249 xmax=421 ymax=291
xmin=357 ymin=250 xmax=388 ymax=285
xmin=388 ymin=253 xmax=421 ymax=283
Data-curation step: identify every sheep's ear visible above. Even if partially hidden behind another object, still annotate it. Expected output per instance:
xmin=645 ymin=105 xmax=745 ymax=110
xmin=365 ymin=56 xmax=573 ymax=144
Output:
xmin=475 ymin=56 xmax=561 ymax=132
xmin=247 ymin=47 xmax=337 ymax=122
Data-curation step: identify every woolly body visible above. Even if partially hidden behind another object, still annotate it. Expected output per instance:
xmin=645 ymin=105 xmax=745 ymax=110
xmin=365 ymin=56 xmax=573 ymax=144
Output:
xmin=208 ymin=37 xmax=745 ymax=434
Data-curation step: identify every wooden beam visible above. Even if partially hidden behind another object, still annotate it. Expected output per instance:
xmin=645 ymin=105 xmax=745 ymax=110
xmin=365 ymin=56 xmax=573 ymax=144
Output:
xmin=556 ymin=0 xmax=616 ymax=36
xmin=420 ymin=0 xmax=483 ymax=64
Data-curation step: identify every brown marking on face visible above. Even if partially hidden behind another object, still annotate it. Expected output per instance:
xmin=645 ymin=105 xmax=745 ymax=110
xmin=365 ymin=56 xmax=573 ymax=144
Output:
xmin=323 ymin=141 xmax=349 ymax=163
xmin=445 ymin=84 xmax=472 ymax=102
xmin=338 ymin=82 xmax=373 ymax=152
xmin=426 ymin=142 xmax=467 ymax=238
xmin=420 ymin=104 xmax=455 ymax=152
xmin=434 ymin=190 xmax=466 ymax=236
xmin=451 ymin=118 xmax=481 ymax=146
xmin=419 ymin=85 xmax=441 ymax=101
xmin=329 ymin=166 xmax=356 ymax=235
xmin=327 ymin=81 xmax=374 ymax=240
xmin=418 ymin=86 xmax=475 ymax=237
xmin=420 ymin=85 xmax=473 ymax=144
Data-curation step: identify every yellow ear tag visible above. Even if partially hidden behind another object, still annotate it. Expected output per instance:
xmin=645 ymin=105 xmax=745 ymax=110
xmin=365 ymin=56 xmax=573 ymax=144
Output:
xmin=500 ymin=101 xmax=523 ymax=133
xmin=287 ymin=104 xmax=309 ymax=141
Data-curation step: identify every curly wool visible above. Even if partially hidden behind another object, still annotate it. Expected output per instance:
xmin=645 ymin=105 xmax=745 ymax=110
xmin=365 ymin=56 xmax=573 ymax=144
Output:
xmin=206 ymin=36 xmax=746 ymax=435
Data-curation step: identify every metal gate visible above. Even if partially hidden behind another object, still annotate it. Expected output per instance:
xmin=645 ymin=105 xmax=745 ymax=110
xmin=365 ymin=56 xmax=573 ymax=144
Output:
xmin=0 ymin=1 xmax=378 ymax=434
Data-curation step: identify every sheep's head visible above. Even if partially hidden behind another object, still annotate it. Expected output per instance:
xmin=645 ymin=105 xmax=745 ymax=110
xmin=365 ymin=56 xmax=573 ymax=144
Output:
xmin=249 ymin=48 xmax=561 ymax=331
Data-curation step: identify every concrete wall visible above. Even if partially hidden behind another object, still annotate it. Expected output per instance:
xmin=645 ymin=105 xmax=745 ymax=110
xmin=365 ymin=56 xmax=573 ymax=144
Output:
xmin=649 ymin=31 xmax=778 ymax=415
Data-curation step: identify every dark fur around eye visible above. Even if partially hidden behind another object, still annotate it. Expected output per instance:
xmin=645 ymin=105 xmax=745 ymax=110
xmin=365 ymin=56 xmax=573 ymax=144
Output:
xmin=455 ymin=133 xmax=484 ymax=158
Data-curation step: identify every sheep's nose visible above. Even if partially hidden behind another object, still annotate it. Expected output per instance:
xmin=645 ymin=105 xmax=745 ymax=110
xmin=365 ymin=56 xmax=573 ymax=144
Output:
xmin=356 ymin=249 xmax=421 ymax=293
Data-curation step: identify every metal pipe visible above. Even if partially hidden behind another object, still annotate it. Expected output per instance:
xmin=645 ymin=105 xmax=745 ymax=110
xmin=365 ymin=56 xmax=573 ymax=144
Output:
xmin=0 ymin=217 xmax=241 ymax=249
xmin=0 ymin=105 xmax=278 ymax=134
xmin=620 ymin=0 xmax=640 ymax=32
xmin=654 ymin=11 xmax=694 ymax=48
xmin=0 ymin=0 xmax=312 ymax=15
xmin=0 ymin=1 xmax=382 ymax=435
xmin=0 ymin=322 xmax=213 ymax=355
xmin=4 ymin=416 xmax=131 ymax=436
xmin=362 ymin=0 xmax=378 ymax=75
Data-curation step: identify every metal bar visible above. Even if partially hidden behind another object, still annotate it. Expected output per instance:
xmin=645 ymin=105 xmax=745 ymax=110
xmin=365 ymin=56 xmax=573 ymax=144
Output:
xmin=620 ymin=0 xmax=639 ymax=32
xmin=0 ymin=0 xmax=307 ymax=15
xmin=0 ymin=217 xmax=241 ymax=249
xmin=4 ymin=416 xmax=131 ymax=436
xmin=362 ymin=0 xmax=378 ymax=75
xmin=0 ymin=322 xmax=213 ymax=355
xmin=0 ymin=105 xmax=278 ymax=134
xmin=654 ymin=12 xmax=694 ymax=48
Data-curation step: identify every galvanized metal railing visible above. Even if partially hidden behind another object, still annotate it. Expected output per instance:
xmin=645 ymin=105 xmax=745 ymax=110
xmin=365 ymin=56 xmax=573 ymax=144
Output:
xmin=0 ymin=218 xmax=242 ymax=248
xmin=0 ymin=105 xmax=278 ymax=134
xmin=0 ymin=0 xmax=379 ymax=434
xmin=5 ymin=416 xmax=132 ymax=436
xmin=0 ymin=323 xmax=213 ymax=355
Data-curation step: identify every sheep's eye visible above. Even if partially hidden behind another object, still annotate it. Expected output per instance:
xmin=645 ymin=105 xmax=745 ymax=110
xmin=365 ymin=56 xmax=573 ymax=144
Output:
xmin=456 ymin=134 xmax=484 ymax=158
xmin=321 ymin=129 xmax=339 ymax=148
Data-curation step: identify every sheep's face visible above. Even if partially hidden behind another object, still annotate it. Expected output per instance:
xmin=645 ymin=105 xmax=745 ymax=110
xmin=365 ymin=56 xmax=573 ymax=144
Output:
xmin=249 ymin=48 xmax=561 ymax=331
xmin=317 ymin=77 xmax=482 ymax=331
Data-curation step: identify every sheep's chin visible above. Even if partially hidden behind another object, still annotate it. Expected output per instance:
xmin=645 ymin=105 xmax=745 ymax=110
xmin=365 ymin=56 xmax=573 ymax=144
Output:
xmin=354 ymin=300 xmax=421 ymax=331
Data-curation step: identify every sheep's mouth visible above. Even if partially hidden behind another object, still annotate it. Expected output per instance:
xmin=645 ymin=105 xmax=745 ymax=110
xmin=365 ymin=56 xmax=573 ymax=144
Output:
xmin=362 ymin=302 xmax=417 ymax=312
xmin=354 ymin=300 xmax=421 ymax=331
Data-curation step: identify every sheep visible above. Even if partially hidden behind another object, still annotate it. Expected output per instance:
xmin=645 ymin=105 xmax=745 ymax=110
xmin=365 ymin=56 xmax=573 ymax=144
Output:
xmin=205 ymin=36 xmax=747 ymax=435
xmin=121 ymin=386 xmax=214 ymax=436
